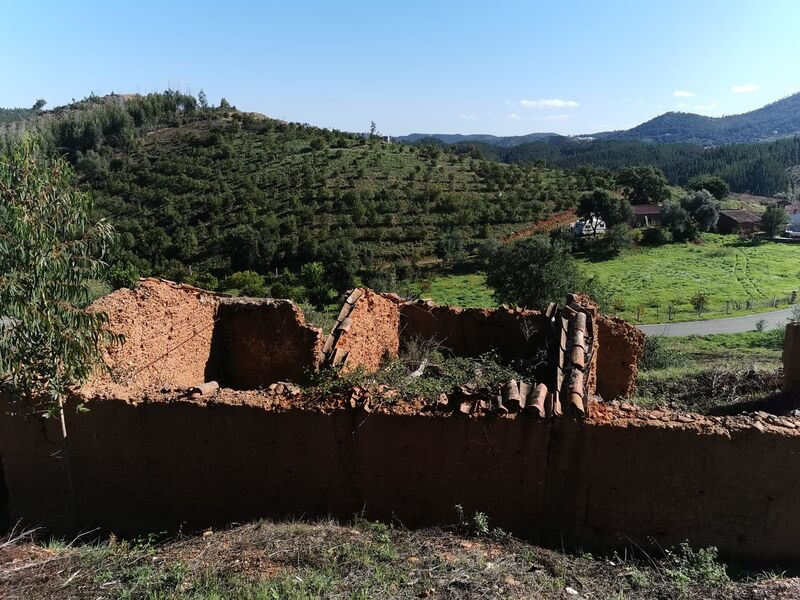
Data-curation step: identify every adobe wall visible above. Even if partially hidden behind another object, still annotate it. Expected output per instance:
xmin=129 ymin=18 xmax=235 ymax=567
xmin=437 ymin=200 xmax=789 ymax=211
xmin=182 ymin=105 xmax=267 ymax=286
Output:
xmin=784 ymin=322 xmax=800 ymax=397
xmin=3 ymin=396 xmax=800 ymax=564
xmin=83 ymin=279 xmax=218 ymax=399
xmin=82 ymin=279 xmax=325 ymax=397
xmin=594 ymin=315 xmax=645 ymax=400
xmin=322 ymin=290 xmax=400 ymax=372
xmin=397 ymin=301 xmax=551 ymax=361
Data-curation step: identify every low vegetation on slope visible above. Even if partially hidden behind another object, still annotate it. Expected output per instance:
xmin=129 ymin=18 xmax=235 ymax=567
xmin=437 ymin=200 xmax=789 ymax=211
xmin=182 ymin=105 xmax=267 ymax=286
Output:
xmin=635 ymin=330 xmax=786 ymax=414
xmin=4 ymin=517 xmax=790 ymax=600
xmin=407 ymin=234 xmax=800 ymax=324
xmin=576 ymin=234 xmax=800 ymax=323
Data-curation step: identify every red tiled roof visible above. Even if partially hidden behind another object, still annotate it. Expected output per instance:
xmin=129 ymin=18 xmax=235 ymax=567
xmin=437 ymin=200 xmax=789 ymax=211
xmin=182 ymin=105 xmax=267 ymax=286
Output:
xmin=632 ymin=204 xmax=661 ymax=215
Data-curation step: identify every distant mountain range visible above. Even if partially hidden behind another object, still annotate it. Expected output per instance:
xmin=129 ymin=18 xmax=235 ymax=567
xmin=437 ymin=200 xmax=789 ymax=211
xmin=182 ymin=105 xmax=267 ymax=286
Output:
xmin=394 ymin=132 xmax=562 ymax=147
xmin=401 ymin=92 xmax=800 ymax=147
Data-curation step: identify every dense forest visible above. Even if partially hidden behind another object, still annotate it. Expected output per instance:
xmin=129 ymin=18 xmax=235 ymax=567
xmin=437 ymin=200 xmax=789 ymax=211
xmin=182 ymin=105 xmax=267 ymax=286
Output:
xmin=448 ymin=136 xmax=800 ymax=197
xmin=0 ymin=92 xmax=580 ymax=291
xmin=0 ymin=106 xmax=39 ymax=125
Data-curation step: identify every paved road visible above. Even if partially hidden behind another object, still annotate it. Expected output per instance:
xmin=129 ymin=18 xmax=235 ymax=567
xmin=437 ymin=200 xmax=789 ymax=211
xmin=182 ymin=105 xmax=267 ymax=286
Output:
xmin=637 ymin=306 xmax=797 ymax=337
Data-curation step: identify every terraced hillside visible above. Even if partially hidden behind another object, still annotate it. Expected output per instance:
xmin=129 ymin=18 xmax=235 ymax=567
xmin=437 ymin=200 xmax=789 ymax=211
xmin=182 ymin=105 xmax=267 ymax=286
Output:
xmin=0 ymin=92 xmax=579 ymax=287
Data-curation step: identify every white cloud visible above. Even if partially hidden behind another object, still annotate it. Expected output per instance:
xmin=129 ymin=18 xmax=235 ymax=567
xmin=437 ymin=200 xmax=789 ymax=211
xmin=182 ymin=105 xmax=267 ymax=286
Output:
xmin=673 ymin=90 xmax=695 ymax=98
xmin=459 ymin=114 xmax=475 ymax=120
xmin=731 ymin=83 xmax=759 ymax=93
xmin=692 ymin=102 xmax=719 ymax=112
xmin=506 ymin=113 xmax=522 ymax=120
xmin=519 ymin=98 xmax=579 ymax=109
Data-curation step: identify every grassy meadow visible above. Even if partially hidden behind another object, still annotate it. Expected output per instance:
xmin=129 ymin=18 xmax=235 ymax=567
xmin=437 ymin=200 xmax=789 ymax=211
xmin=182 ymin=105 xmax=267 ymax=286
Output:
xmin=578 ymin=234 xmax=800 ymax=323
xmin=413 ymin=235 xmax=800 ymax=323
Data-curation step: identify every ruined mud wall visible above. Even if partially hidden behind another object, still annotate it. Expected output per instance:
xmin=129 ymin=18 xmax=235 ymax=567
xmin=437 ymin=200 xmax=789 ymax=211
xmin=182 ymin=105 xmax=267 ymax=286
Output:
xmin=3 ymin=397 xmax=800 ymax=564
xmin=208 ymin=298 xmax=323 ymax=387
xmin=785 ymin=323 xmax=800 ymax=397
xmin=83 ymin=279 xmax=218 ymax=399
xmin=397 ymin=301 xmax=551 ymax=361
xmin=322 ymin=290 xmax=400 ymax=372
xmin=594 ymin=315 xmax=645 ymax=400
xmin=82 ymin=279 xmax=327 ymax=396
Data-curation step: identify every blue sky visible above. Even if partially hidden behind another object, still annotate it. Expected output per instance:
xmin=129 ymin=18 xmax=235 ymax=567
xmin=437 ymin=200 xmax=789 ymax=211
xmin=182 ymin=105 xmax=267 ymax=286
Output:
xmin=2 ymin=0 xmax=799 ymax=136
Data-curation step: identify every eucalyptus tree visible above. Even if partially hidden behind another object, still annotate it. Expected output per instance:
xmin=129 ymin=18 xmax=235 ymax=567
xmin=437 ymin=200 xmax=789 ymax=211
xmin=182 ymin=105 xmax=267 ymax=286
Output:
xmin=0 ymin=139 xmax=121 ymax=429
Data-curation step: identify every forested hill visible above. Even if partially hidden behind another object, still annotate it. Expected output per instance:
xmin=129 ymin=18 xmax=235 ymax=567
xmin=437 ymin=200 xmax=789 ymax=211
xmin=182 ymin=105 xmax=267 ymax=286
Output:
xmin=599 ymin=92 xmax=800 ymax=145
xmin=0 ymin=107 xmax=37 ymax=125
xmin=490 ymin=136 xmax=800 ymax=196
xmin=0 ymin=92 xmax=579 ymax=286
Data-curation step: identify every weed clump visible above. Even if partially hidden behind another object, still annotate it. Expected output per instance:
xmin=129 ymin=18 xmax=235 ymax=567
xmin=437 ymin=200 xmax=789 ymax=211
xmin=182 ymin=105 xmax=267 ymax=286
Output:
xmin=308 ymin=336 xmax=527 ymax=403
xmin=640 ymin=335 xmax=686 ymax=371
xmin=664 ymin=542 xmax=730 ymax=590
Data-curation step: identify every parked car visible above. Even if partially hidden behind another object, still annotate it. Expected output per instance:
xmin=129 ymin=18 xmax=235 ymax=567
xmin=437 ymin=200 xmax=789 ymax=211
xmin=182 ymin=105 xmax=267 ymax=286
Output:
xmin=785 ymin=226 xmax=800 ymax=238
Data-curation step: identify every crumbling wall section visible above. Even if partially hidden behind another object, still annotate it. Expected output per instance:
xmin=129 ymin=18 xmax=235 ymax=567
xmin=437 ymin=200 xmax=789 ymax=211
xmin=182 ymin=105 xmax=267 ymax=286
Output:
xmin=784 ymin=322 xmax=800 ymax=397
xmin=594 ymin=315 xmax=645 ymax=400
xmin=83 ymin=279 xmax=327 ymax=396
xmin=208 ymin=298 xmax=324 ymax=388
xmin=322 ymin=290 xmax=400 ymax=372
xmin=82 ymin=279 xmax=218 ymax=399
xmin=398 ymin=301 xmax=551 ymax=360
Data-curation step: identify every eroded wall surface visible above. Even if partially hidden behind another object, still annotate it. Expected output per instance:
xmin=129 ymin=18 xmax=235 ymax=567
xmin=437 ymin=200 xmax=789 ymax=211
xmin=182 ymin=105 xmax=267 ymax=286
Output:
xmin=322 ymin=290 xmax=400 ymax=372
xmin=83 ymin=281 xmax=640 ymax=401
xmin=83 ymin=279 xmax=218 ymax=399
xmin=2 ymin=397 xmax=800 ymax=564
xmin=397 ymin=301 xmax=551 ymax=360
xmin=594 ymin=315 xmax=645 ymax=400
xmin=82 ymin=279 xmax=326 ymax=396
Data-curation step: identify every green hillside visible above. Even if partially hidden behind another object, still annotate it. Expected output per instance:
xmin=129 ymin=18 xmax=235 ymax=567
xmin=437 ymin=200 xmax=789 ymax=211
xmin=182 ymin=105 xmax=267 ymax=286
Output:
xmin=600 ymin=92 xmax=800 ymax=145
xmin=0 ymin=107 xmax=37 ymax=125
xmin=0 ymin=92 xmax=579 ymax=288
xmin=451 ymin=136 xmax=800 ymax=197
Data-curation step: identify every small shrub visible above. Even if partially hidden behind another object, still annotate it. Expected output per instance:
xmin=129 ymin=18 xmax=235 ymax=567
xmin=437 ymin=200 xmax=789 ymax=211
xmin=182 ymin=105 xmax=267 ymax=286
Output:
xmin=640 ymin=336 xmax=685 ymax=371
xmin=471 ymin=511 xmax=490 ymax=535
xmin=108 ymin=261 xmax=141 ymax=290
xmin=222 ymin=270 xmax=266 ymax=297
xmin=641 ymin=227 xmax=669 ymax=246
xmin=755 ymin=318 xmax=766 ymax=332
xmin=664 ymin=542 xmax=729 ymax=590
xmin=690 ymin=290 xmax=710 ymax=315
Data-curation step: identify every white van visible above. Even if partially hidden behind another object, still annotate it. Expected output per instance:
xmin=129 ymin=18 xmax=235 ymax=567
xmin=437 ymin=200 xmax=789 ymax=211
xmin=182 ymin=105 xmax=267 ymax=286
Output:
xmin=573 ymin=216 xmax=607 ymax=236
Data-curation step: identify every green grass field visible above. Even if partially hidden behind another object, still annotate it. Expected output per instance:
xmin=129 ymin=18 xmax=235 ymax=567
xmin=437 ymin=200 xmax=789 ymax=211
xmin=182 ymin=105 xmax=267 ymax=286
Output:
xmin=411 ymin=235 xmax=799 ymax=324
xmin=578 ymin=234 xmax=800 ymax=323
xmin=411 ymin=273 xmax=496 ymax=308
